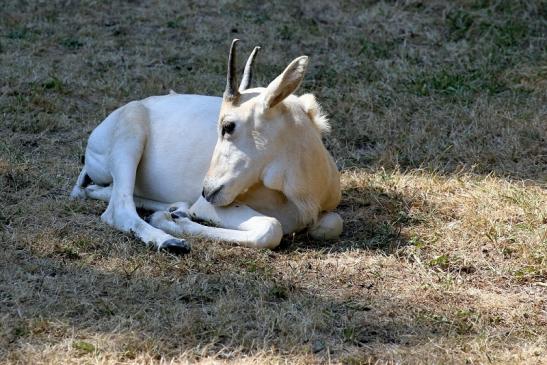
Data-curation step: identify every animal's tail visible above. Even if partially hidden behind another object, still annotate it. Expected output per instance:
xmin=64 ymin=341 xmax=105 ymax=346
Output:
xmin=69 ymin=166 xmax=92 ymax=199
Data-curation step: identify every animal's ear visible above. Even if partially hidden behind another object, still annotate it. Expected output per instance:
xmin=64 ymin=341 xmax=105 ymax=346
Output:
xmin=262 ymin=56 xmax=308 ymax=110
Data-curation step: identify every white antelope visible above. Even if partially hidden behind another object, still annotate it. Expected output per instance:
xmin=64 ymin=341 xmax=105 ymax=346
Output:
xmin=70 ymin=39 xmax=342 ymax=254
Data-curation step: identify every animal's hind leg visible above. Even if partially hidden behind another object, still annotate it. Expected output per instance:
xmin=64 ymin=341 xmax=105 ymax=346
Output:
xmin=101 ymin=102 xmax=190 ymax=254
xmin=70 ymin=167 xmax=92 ymax=199
xmin=83 ymin=184 xmax=112 ymax=202
xmin=85 ymin=184 xmax=180 ymax=212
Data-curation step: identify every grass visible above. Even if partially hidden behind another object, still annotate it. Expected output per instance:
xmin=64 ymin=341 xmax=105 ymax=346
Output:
xmin=0 ymin=0 xmax=546 ymax=363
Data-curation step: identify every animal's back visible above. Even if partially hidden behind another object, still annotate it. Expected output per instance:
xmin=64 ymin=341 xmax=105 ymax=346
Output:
xmin=85 ymin=93 xmax=222 ymax=204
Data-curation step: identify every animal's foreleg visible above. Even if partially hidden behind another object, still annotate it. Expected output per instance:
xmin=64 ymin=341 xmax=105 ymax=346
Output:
xmin=85 ymin=184 xmax=183 ymax=212
xmin=149 ymin=197 xmax=283 ymax=249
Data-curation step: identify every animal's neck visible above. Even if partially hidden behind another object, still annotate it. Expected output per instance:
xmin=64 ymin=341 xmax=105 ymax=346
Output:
xmin=261 ymin=123 xmax=341 ymax=228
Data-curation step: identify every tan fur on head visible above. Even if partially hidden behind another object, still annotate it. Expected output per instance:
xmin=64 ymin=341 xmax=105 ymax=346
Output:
xmin=299 ymin=94 xmax=331 ymax=134
xmin=207 ymin=53 xmax=341 ymax=231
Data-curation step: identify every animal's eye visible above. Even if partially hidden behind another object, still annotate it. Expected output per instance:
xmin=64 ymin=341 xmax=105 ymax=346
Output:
xmin=222 ymin=122 xmax=236 ymax=136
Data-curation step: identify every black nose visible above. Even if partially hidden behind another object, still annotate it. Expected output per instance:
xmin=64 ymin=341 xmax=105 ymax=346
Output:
xmin=203 ymin=184 xmax=223 ymax=203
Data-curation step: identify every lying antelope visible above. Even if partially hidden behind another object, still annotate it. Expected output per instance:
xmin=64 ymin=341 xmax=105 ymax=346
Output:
xmin=70 ymin=39 xmax=342 ymax=254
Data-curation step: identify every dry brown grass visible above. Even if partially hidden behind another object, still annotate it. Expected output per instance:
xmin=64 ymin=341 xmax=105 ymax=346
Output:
xmin=1 ymin=0 xmax=546 ymax=364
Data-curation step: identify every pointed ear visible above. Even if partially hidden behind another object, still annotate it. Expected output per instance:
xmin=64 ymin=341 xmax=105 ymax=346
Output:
xmin=262 ymin=56 xmax=308 ymax=110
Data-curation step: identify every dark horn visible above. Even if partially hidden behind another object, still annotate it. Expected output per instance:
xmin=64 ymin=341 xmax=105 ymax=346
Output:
xmin=224 ymin=39 xmax=240 ymax=101
xmin=239 ymin=46 xmax=260 ymax=92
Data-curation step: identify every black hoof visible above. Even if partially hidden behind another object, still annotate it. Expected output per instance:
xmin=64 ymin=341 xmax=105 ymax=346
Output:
xmin=160 ymin=239 xmax=191 ymax=255
xmin=170 ymin=211 xmax=188 ymax=220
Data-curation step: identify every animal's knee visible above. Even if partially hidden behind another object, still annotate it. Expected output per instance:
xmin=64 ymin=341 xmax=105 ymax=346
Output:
xmin=309 ymin=212 xmax=343 ymax=240
xmin=254 ymin=217 xmax=283 ymax=249
xmin=101 ymin=200 xmax=138 ymax=232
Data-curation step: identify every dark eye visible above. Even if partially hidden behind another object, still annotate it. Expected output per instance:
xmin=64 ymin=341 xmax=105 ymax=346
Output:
xmin=222 ymin=121 xmax=236 ymax=136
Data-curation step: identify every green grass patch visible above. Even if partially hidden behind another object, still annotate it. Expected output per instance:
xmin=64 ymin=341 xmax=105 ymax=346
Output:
xmin=408 ymin=66 xmax=507 ymax=98
xmin=72 ymin=340 xmax=95 ymax=354
xmin=60 ymin=37 xmax=84 ymax=49
xmin=358 ymin=39 xmax=395 ymax=60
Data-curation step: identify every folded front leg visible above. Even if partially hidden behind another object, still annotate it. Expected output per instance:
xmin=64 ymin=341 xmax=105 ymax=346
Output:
xmin=149 ymin=196 xmax=283 ymax=249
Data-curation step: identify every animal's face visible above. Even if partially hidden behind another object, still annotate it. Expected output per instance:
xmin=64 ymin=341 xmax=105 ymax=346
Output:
xmin=202 ymin=40 xmax=313 ymax=206
xmin=203 ymin=90 xmax=286 ymax=206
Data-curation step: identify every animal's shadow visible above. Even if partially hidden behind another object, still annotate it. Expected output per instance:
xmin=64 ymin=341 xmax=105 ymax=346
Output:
xmin=279 ymin=183 xmax=414 ymax=254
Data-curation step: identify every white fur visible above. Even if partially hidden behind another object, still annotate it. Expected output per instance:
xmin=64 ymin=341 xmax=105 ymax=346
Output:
xmin=299 ymin=93 xmax=331 ymax=134
xmin=71 ymin=52 xmax=342 ymax=251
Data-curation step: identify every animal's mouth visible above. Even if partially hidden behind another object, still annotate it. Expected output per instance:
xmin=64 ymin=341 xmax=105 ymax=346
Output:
xmin=207 ymin=186 xmax=253 ymax=207
xmin=203 ymin=184 xmax=240 ymax=207
xmin=202 ymin=184 xmax=224 ymax=204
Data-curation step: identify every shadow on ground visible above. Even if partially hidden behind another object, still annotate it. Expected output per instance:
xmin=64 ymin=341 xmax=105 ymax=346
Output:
xmin=1 ymin=237 xmax=457 ymax=362
xmin=280 ymin=183 xmax=413 ymax=254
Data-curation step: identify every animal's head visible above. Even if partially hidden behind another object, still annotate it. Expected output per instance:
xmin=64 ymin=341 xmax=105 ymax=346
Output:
xmin=203 ymin=39 xmax=338 ymax=215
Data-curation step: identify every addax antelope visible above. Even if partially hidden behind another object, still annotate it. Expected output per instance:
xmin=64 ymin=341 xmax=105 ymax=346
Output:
xmin=71 ymin=39 xmax=342 ymax=254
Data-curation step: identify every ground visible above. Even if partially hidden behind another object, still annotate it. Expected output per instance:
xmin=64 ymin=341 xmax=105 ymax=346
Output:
xmin=0 ymin=0 xmax=546 ymax=364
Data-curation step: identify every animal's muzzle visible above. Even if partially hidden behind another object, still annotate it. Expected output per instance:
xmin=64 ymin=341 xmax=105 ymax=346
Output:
xmin=202 ymin=184 xmax=224 ymax=203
